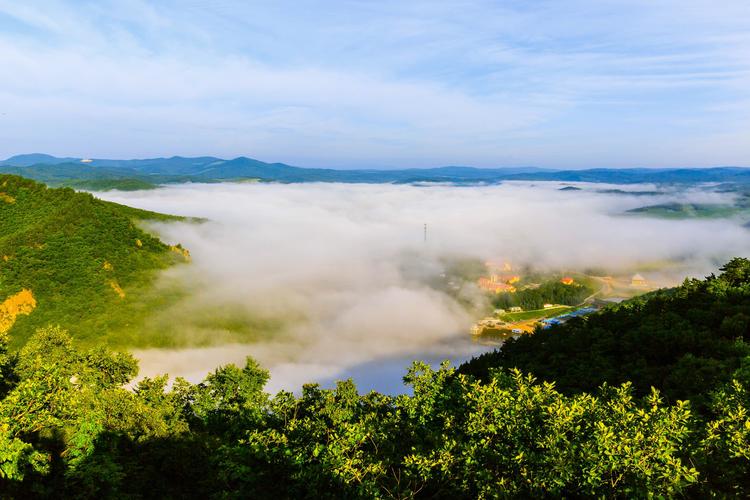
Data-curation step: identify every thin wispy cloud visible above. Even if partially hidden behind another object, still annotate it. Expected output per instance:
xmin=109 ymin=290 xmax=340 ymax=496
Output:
xmin=0 ymin=0 xmax=748 ymax=167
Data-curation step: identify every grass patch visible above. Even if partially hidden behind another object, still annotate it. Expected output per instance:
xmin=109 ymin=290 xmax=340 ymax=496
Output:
xmin=499 ymin=306 xmax=573 ymax=322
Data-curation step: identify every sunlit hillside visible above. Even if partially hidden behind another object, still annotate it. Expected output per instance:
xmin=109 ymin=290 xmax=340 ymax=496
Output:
xmin=2 ymin=0 xmax=750 ymax=496
xmin=0 ymin=175 xmax=189 ymax=347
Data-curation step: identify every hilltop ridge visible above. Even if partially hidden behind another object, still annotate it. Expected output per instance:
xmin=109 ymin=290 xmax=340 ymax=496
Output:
xmin=4 ymin=153 xmax=749 ymax=187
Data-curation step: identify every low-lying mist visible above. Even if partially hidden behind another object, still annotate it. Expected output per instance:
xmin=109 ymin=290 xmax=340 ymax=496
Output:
xmin=99 ymin=181 xmax=750 ymax=392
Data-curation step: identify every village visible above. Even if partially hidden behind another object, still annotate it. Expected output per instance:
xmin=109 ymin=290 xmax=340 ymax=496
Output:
xmin=470 ymin=260 xmax=653 ymax=338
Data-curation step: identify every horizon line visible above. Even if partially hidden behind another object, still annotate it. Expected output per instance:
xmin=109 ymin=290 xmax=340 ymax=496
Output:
xmin=2 ymin=153 xmax=748 ymax=172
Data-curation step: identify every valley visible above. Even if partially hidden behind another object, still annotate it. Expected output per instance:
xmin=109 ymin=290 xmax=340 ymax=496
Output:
xmin=4 ymin=2 xmax=750 ymax=495
xmin=92 ymin=179 xmax=750 ymax=391
xmin=2 ymin=174 xmax=749 ymax=493
xmin=3 ymin=175 xmax=748 ymax=393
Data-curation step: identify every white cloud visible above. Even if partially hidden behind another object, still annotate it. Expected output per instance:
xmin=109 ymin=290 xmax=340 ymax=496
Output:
xmin=99 ymin=182 xmax=750 ymax=391
xmin=0 ymin=0 xmax=749 ymax=167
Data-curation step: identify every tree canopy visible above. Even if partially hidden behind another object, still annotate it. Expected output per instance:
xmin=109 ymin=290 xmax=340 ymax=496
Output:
xmin=461 ymin=258 xmax=750 ymax=414
xmin=1 ymin=176 xmax=750 ymax=497
xmin=2 ymin=256 xmax=750 ymax=498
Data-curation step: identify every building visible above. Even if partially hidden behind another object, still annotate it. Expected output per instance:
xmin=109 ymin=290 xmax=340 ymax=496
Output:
xmin=485 ymin=260 xmax=513 ymax=273
xmin=477 ymin=277 xmax=516 ymax=293
xmin=471 ymin=318 xmax=506 ymax=335
xmin=631 ymin=273 xmax=648 ymax=287
xmin=477 ymin=271 xmax=521 ymax=294
xmin=543 ymin=303 xmax=555 ymax=309
xmin=509 ymin=306 xmax=523 ymax=313
xmin=487 ymin=273 xmax=520 ymax=285
xmin=499 ymin=275 xmax=521 ymax=284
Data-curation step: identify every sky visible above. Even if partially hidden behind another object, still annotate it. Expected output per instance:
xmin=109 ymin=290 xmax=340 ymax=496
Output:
xmin=1 ymin=0 xmax=749 ymax=169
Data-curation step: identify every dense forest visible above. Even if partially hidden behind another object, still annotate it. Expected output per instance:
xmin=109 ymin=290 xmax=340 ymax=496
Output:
xmin=492 ymin=277 xmax=594 ymax=310
xmin=6 ymin=153 xmax=750 ymax=185
xmin=0 ymin=175 xmax=188 ymax=347
xmin=0 ymin=164 xmax=161 ymax=191
xmin=1 ymin=176 xmax=749 ymax=497
xmin=462 ymin=259 xmax=750 ymax=412
xmin=0 ymin=258 xmax=749 ymax=497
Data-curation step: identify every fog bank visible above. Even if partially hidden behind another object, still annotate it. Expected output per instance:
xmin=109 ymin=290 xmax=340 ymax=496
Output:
xmin=99 ymin=182 xmax=750 ymax=392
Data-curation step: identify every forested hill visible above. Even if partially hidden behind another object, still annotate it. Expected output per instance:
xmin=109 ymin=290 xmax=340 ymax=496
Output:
xmin=460 ymin=258 xmax=750 ymax=411
xmin=3 ymin=153 xmax=750 ymax=186
xmin=0 ymin=175 xmax=189 ymax=347
xmin=1 ymin=260 xmax=749 ymax=496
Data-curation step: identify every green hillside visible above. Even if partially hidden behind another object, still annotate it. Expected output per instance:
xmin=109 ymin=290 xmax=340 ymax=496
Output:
xmin=460 ymin=258 xmax=750 ymax=412
xmin=0 ymin=164 xmax=161 ymax=191
xmin=5 ymin=153 xmax=750 ymax=186
xmin=2 ymin=172 xmax=750 ymax=496
xmin=1 ymin=261 xmax=750 ymax=496
xmin=0 ymin=175 xmax=188 ymax=347
xmin=625 ymin=202 xmax=743 ymax=219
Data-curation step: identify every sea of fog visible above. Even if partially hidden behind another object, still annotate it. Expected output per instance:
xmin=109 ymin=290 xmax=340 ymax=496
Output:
xmin=97 ymin=181 xmax=750 ymax=393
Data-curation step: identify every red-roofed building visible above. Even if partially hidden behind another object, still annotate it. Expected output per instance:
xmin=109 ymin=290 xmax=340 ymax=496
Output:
xmin=478 ymin=277 xmax=516 ymax=293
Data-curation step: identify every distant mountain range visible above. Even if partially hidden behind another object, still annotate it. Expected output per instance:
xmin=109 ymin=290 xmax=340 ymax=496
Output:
xmin=2 ymin=153 xmax=750 ymax=189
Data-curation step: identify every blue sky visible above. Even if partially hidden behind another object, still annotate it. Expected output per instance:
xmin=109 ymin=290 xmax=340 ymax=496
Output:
xmin=0 ymin=0 xmax=749 ymax=168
